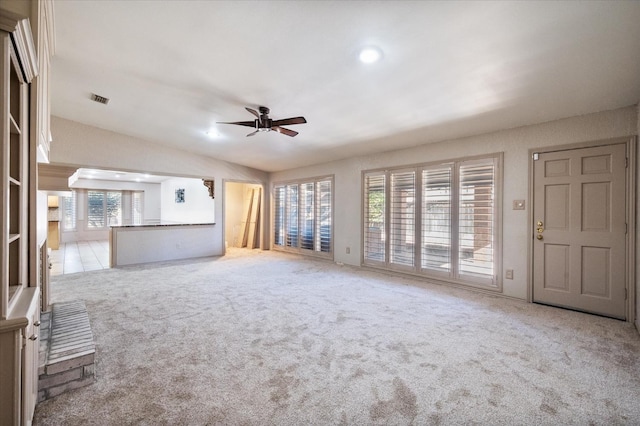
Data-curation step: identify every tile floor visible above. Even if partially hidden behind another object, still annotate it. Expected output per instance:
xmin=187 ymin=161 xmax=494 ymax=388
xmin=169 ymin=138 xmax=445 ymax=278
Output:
xmin=49 ymin=240 xmax=110 ymax=276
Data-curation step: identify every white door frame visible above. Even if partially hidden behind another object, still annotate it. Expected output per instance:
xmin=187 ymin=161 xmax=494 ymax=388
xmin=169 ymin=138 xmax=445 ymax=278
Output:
xmin=528 ymin=136 xmax=636 ymax=323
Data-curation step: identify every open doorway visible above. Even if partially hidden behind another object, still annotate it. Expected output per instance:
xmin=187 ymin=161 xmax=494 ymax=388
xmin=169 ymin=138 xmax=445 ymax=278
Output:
xmin=42 ymin=167 xmax=215 ymax=275
xmin=224 ymin=181 xmax=264 ymax=252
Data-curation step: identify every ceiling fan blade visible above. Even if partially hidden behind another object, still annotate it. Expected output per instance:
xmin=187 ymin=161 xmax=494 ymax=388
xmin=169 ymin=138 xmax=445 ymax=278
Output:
xmin=245 ymin=107 xmax=262 ymax=125
xmin=246 ymin=130 xmax=259 ymax=137
xmin=272 ymin=126 xmax=298 ymax=137
xmin=271 ymin=116 xmax=307 ymax=126
xmin=218 ymin=120 xmax=256 ymax=128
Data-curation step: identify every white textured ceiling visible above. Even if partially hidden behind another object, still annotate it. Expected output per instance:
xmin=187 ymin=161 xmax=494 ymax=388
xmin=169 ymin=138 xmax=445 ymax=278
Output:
xmin=51 ymin=1 xmax=640 ymax=173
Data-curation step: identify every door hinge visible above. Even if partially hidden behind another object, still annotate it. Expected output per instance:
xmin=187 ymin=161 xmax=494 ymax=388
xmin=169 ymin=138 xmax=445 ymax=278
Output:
xmin=626 ymin=157 xmax=628 ymax=168
xmin=625 ymin=288 xmax=628 ymax=300
xmin=626 ymin=223 xmax=628 ymax=234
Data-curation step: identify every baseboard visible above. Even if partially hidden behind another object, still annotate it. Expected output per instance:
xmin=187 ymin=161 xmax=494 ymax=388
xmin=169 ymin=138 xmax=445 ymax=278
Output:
xmin=636 ymin=318 xmax=640 ymax=336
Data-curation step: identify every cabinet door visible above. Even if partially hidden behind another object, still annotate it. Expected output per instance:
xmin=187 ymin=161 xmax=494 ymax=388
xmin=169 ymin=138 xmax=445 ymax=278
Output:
xmin=22 ymin=312 xmax=39 ymax=423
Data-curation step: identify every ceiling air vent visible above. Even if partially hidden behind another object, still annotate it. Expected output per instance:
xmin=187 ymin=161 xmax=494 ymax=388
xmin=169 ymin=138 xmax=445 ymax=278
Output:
xmin=91 ymin=93 xmax=110 ymax=105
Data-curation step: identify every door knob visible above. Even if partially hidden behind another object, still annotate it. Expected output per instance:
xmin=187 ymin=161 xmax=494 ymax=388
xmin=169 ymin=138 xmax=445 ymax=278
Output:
xmin=34 ymin=320 xmax=41 ymax=327
xmin=29 ymin=334 xmax=38 ymax=341
xmin=537 ymin=234 xmax=543 ymax=240
xmin=537 ymin=221 xmax=543 ymax=227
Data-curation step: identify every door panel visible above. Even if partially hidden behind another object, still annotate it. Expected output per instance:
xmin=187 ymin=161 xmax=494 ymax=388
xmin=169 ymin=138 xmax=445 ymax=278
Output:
xmin=543 ymin=244 xmax=570 ymax=291
xmin=533 ymin=144 xmax=626 ymax=319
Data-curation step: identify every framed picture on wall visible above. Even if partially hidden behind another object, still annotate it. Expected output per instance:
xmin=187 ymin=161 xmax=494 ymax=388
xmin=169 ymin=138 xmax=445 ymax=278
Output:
xmin=175 ymin=188 xmax=185 ymax=203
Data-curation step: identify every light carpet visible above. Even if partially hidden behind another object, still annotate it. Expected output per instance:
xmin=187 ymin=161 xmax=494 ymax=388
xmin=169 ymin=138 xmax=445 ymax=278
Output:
xmin=34 ymin=249 xmax=640 ymax=425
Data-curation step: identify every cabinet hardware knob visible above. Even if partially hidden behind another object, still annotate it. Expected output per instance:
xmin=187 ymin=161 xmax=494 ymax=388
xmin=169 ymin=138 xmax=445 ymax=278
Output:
xmin=29 ymin=334 xmax=38 ymax=341
xmin=34 ymin=321 xmax=41 ymax=326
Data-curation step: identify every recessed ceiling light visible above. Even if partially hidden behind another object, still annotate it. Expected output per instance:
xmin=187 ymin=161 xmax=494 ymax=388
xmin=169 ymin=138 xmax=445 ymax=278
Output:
xmin=206 ymin=128 xmax=223 ymax=139
xmin=359 ymin=46 xmax=383 ymax=64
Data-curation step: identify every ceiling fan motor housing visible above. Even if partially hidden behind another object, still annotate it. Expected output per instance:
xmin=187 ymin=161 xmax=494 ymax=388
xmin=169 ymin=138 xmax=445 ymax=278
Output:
xmin=257 ymin=118 xmax=272 ymax=130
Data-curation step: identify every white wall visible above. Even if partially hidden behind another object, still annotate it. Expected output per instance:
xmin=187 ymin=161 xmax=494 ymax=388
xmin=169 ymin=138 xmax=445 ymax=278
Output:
xmin=160 ymin=177 xmax=215 ymax=224
xmin=225 ymin=182 xmax=244 ymax=248
xmin=37 ymin=191 xmax=48 ymax=246
xmin=224 ymin=182 xmax=262 ymax=249
xmin=270 ymin=106 xmax=638 ymax=301
xmin=50 ymin=116 xmax=268 ymax=255
xmin=637 ymin=103 xmax=640 ymax=333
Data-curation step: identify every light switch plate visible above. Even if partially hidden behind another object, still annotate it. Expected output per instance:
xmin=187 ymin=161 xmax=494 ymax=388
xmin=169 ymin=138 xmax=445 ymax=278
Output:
xmin=513 ymin=200 xmax=525 ymax=210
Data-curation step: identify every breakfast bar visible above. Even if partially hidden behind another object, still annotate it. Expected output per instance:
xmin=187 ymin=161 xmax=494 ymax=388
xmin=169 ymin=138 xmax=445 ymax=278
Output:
xmin=110 ymin=223 xmax=216 ymax=267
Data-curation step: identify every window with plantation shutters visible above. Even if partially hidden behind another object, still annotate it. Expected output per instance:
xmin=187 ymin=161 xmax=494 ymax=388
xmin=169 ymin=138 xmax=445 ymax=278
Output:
xmin=362 ymin=154 xmax=501 ymax=289
xmin=422 ymin=166 xmax=452 ymax=273
xmin=458 ymin=158 xmax=496 ymax=279
xmin=316 ymin=180 xmax=332 ymax=252
xmin=61 ymin=191 xmax=77 ymax=231
xmin=364 ymin=173 xmax=385 ymax=263
xmin=87 ymin=190 xmax=122 ymax=229
xmin=132 ymin=192 xmax=143 ymax=225
xmin=390 ymin=170 xmax=415 ymax=267
xmin=274 ymin=186 xmax=285 ymax=246
xmin=273 ymin=177 xmax=333 ymax=257
xmin=300 ymin=183 xmax=314 ymax=250
xmin=285 ymin=184 xmax=298 ymax=248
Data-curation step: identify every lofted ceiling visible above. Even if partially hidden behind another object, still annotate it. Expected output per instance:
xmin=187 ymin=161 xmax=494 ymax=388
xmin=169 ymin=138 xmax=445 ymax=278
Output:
xmin=51 ymin=1 xmax=640 ymax=173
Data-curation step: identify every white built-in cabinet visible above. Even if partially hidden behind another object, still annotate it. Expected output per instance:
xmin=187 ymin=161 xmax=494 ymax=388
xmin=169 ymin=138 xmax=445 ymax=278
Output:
xmin=0 ymin=7 xmax=41 ymax=426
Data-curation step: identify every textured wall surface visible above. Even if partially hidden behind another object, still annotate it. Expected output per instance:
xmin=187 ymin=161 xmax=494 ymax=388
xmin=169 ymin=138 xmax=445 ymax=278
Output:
xmin=271 ymin=105 xmax=638 ymax=300
xmin=50 ymin=116 xmax=268 ymax=255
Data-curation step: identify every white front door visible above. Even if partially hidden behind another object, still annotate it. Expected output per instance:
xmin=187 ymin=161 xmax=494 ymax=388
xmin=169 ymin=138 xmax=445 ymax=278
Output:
xmin=532 ymin=144 xmax=627 ymax=319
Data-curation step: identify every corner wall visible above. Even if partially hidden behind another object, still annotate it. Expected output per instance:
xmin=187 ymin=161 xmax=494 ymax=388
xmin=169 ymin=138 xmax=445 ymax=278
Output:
xmin=269 ymin=105 xmax=638 ymax=301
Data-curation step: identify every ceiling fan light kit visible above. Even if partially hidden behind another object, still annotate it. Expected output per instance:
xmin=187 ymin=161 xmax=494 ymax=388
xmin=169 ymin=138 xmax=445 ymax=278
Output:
xmin=218 ymin=106 xmax=307 ymax=137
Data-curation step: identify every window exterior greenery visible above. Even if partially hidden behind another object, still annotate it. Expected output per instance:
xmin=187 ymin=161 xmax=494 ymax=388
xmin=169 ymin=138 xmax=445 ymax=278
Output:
xmin=274 ymin=177 xmax=333 ymax=257
xmin=87 ymin=190 xmax=122 ymax=229
xmin=363 ymin=154 xmax=502 ymax=289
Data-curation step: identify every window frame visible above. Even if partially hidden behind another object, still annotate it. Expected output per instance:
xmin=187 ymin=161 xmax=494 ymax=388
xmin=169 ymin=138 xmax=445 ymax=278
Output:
xmin=86 ymin=190 xmax=123 ymax=230
xmin=60 ymin=191 xmax=77 ymax=232
xmin=273 ymin=176 xmax=334 ymax=259
xmin=361 ymin=153 xmax=503 ymax=291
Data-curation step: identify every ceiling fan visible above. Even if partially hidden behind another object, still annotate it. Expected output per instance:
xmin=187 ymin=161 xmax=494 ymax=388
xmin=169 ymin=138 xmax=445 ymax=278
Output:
xmin=218 ymin=106 xmax=307 ymax=137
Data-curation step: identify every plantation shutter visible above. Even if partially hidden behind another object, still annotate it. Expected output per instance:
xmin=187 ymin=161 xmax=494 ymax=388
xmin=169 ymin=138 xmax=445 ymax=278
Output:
xmin=421 ymin=166 xmax=452 ymax=273
xmin=106 ymin=192 xmax=122 ymax=226
xmin=61 ymin=191 xmax=77 ymax=231
xmin=458 ymin=158 xmax=496 ymax=280
xmin=274 ymin=185 xmax=285 ymax=246
xmin=274 ymin=178 xmax=332 ymax=256
xmin=300 ymin=183 xmax=315 ymax=250
xmin=87 ymin=191 xmax=105 ymax=228
xmin=132 ymin=192 xmax=143 ymax=225
xmin=389 ymin=170 xmax=415 ymax=267
xmin=364 ymin=173 xmax=386 ymax=263
xmin=316 ymin=179 xmax=332 ymax=253
xmin=285 ymin=184 xmax=299 ymax=247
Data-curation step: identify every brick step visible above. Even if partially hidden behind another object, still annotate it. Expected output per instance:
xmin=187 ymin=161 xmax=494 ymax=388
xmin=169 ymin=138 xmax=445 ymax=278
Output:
xmin=38 ymin=300 xmax=96 ymax=402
